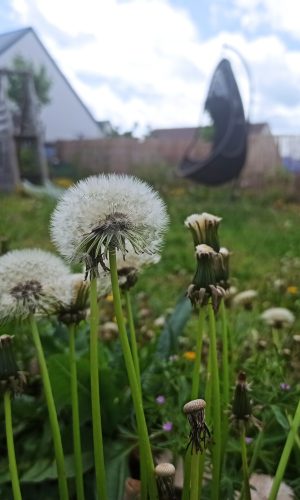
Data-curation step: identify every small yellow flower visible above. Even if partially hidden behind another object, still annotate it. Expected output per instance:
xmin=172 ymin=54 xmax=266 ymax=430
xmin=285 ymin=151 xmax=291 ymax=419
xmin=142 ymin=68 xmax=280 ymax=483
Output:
xmin=183 ymin=351 xmax=196 ymax=361
xmin=105 ymin=293 xmax=114 ymax=302
xmin=287 ymin=286 xmax=298 ymax=295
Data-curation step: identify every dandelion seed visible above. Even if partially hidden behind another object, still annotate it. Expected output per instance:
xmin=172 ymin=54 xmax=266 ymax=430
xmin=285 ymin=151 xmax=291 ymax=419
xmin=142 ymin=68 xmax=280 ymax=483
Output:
xmin=0 ymin=249 xmax=72 ymax=321
xmin=50 ymin=174 xmax=168 ymax=278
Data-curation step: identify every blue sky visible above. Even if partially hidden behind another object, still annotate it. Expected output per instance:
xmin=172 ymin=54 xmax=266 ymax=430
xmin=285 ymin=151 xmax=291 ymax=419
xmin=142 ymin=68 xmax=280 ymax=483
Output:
xmin=1 ymin=0 xmax=300 ymax=135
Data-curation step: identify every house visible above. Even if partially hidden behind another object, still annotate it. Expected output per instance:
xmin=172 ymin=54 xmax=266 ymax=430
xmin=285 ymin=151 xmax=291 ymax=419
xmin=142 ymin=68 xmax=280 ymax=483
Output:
xmin=0 ymin=27 xmax=102 ymax=142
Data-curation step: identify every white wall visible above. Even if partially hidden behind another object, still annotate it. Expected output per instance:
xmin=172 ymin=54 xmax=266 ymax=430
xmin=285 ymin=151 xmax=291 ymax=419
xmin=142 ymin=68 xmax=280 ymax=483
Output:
xmin=0 ymin=30 xmax=101 ymax=141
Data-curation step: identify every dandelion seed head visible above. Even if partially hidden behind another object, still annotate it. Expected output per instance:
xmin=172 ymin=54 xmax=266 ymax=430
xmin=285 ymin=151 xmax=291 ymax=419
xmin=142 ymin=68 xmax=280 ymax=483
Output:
xmin=50 ymin=174 xmax=169 ymax=277
xmin=0 ymin=249 xmax=72 ymax=320
xmin=261 ymin=307 xmax=295 ymax=328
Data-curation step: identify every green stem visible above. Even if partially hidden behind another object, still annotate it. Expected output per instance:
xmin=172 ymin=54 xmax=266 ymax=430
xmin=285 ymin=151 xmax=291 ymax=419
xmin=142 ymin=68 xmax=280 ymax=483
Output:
xmin=208 ymin=303 xmax=221 ymax=500
xmin=220 ymin=299 xmax=229 ymax=461
xmin=190 ymin=453 xmax=200 ymax=500
xmin=248 ymin=430 xmax=263 ymax=474
xmin=240 ymin=423 xmax=251 ymax=500
xmin=269 ymin=399 xmax=300 ymax=500
xmin=69 ymin=324 xmax=85 ymax=500
xmin=109 ymin=249 xmax=158 ymax=500
xmin=124 ymin=290 xmax=142 ymax=392
xmin=124 ymin=290 xmax=147 ymax=500
xmin=182 ymin=453 xmax=192 ymax=500
xmin=29 ymin=315 xmax=69 ymax=500
xmin=89 ymin=277 xmax=107 ymax=500
xmin=191 ymin=308 xmax=205 ymax=399
xmin=4 ymin=391 xmax=22 ymax=500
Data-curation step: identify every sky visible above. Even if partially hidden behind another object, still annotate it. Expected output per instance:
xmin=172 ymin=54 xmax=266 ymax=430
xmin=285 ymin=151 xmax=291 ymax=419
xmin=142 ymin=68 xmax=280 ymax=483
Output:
xmin=1 ymin=0 xmax=300 ymax=135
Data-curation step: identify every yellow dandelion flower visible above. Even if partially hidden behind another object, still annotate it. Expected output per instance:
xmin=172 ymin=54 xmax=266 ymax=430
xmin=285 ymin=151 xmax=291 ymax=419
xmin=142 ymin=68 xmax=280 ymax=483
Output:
xmin=183 ymin=351 xmax=196 ymax=361
xmin=287 ymin=286 xmax=298 ymax=295
xmin=105 ymin=293 xmax=114 ymax=302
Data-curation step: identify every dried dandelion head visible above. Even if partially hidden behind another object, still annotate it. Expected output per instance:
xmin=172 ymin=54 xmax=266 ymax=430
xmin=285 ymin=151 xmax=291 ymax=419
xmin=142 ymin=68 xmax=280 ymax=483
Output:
xmin=0 ymin=249 xmax=72 ymax=321
xmin=50 ymin=174 xmax=169 ymax=279
xmin=155 ymin=463 xmax=176 ymax=499
xmin=183 ymin=398 xmax=211 ymax=454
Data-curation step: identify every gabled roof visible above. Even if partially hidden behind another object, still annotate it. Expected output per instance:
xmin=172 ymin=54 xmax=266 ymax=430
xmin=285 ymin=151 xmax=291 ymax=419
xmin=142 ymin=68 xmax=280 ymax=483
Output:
xmin=0 ymin=27 xmax=100 ymax=132
xmin=0 ymin=27 xmax=31 ymax=56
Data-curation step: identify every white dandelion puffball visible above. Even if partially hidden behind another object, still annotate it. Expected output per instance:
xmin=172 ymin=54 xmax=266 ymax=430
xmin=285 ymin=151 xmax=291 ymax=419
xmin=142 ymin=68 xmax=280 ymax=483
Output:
xmin=0 ymin=249 xmax=72 ymax=320
xmin=232 ymin=290 xmax=258 ymax=307
xmin=50 ymin=174 xmax=169 ymax=272
xmin=261 ymin=307 xmax=295 ymax=328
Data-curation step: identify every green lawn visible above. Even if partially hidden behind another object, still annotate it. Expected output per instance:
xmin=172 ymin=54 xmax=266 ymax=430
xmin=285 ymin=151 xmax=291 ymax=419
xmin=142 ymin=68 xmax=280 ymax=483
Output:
xmin=1 ymin=181 xmax=300 ymax=313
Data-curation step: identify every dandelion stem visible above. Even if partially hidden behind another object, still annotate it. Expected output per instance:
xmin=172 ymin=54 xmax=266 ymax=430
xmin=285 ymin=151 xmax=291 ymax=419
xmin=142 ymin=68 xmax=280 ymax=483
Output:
xmin=4 ymin=390 xmax=22 ymax=500
xmin=69 ymin=323 xmax=85 ymax=500
xmin=190 ymin=453 xmax=200 ymax=500
xmin=208 ymin=303 xmax=221 ymax=500
xmin=89 ymin=277 xmax=107 ymax=500
xmin=124 ymin=290 xmax=142 ymax=392
xmin=191 ymin=307 xmax=205 ymax=399
xmin=109 ymin=249 xmax=158 ymax=500
xmin=269 ymin=399 xmax=300 ymax=500
xmin=220 ymin=299 xmax=230 ymax=459
xmin=240 ymin=423 xmax=251 ymax=500
xmin=124 ymin=289 xmax=147 ymax=499
xmin=29 ymin=315 xmax=68 ymax=500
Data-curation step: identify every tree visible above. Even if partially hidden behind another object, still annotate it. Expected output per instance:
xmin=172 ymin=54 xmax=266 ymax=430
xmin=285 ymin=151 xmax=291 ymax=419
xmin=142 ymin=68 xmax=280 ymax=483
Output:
xmin=7 ymin=54 xmax=52 ymax=111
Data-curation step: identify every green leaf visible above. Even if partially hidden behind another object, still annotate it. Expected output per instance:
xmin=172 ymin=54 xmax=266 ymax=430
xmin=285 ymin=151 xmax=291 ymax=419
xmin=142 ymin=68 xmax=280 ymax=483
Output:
xmin=47 ymin=353 xmax=91 ymax=422
xmin=155 ymin=294 xmax=192 ymax=359
xmin=105 ymin=441 xmax=133 ymax=500
xmin=270 ymin=405 xmax=289 ymax=431
xmin=21 ymin=452 xmax=94 ymax=482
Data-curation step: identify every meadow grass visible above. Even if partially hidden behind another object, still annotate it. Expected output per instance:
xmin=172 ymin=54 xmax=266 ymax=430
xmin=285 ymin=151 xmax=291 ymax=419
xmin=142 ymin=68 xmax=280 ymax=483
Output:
xmin=1 ymin=181 xmax=300 ymax=314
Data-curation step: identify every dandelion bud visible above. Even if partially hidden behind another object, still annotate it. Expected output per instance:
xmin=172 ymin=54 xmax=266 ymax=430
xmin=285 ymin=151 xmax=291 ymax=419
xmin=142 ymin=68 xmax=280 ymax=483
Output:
xmin=184 ymin=213 xmax=222 ymax=251
xmin=187 ymin=245 xmax=225 ymax=311
xmin=0 ymin=335 xmax=26 ymax=395
xmin=215 ymin=247 xmax=231 ymax=289
xmin=183 ymin=398 xmax=211 ymax=453
xmin=231 ymin=372 xmax=251 ymax=424
xmin=155 ymin=463 xmax=176 ymax=499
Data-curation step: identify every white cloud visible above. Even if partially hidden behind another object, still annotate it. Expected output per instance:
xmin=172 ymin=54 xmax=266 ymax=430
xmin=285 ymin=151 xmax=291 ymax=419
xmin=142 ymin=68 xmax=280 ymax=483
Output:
xmin=9 ymin=0 xmax=300 ymax=134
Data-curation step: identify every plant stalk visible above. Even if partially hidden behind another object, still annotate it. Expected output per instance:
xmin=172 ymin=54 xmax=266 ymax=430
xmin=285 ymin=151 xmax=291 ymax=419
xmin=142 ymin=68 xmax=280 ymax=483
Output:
xmin=89 ymin=277 xmax=107 ymax=500
xmin=269 ymin=399 xmax=300 ymax=500
xmin=69 ymin=323 xmax=85 ymax=500
xmin=4 ymin=390 xmax=22 ymax=500
xmin=208 ymin=303 xmax=221 ymax=500
xmin=109 ymin=249 xmax=158 ymax=500
xmin=240 ymin=423 xmax=251 ymax=500
xmin=29 ymin=315 xmax=69 ymax=500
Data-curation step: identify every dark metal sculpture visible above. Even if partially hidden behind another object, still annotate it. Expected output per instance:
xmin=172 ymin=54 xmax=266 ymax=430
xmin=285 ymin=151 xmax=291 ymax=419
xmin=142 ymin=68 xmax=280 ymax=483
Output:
xmin=177 ymin=58 xmax=248 ymax=186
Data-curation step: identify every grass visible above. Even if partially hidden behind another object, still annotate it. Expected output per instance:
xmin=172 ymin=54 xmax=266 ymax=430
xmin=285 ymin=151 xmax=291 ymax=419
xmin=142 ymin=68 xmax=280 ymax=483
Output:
xmin=1 ymin=181 xmax=300 ymax=314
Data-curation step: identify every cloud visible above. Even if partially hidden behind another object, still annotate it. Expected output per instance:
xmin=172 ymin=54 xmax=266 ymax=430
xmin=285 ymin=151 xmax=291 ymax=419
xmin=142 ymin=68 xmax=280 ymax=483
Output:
xmin=8 ymin=0 xmax=300 ymax=134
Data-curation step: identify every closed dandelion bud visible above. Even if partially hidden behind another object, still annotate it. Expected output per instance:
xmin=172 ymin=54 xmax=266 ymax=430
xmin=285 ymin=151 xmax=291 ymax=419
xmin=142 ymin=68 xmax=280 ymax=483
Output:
xmin=183 ymin=398 xmax=211 ymax=453
xmin=0 ymin=335 xmax=26 ymax=395
xmin=215 ymin=247 xmax=231 ymax=289
xmin=232 ymin=372 xmax=251 ymax=421
xmin=155 ymin=463 xmax=176 ymax=500
xmin=187 ymin=245 xmax=225 ymax=311
xmin=184 ymin=212 xmax=222 ymax=251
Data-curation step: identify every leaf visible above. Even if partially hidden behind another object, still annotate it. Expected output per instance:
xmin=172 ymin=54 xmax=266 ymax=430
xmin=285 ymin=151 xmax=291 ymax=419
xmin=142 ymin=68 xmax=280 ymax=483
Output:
xmin=270 ymin=405 xmax=289 ymax=431
xmin=155 ymin=294 xmax=192 ymax=359
xmin=47 ymin=353 xmax=91 ymax=422
xmin=105 ymin=441 xmax=133 ymax=500
xmin=21 ymin=452 xmax=94 ymax=482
